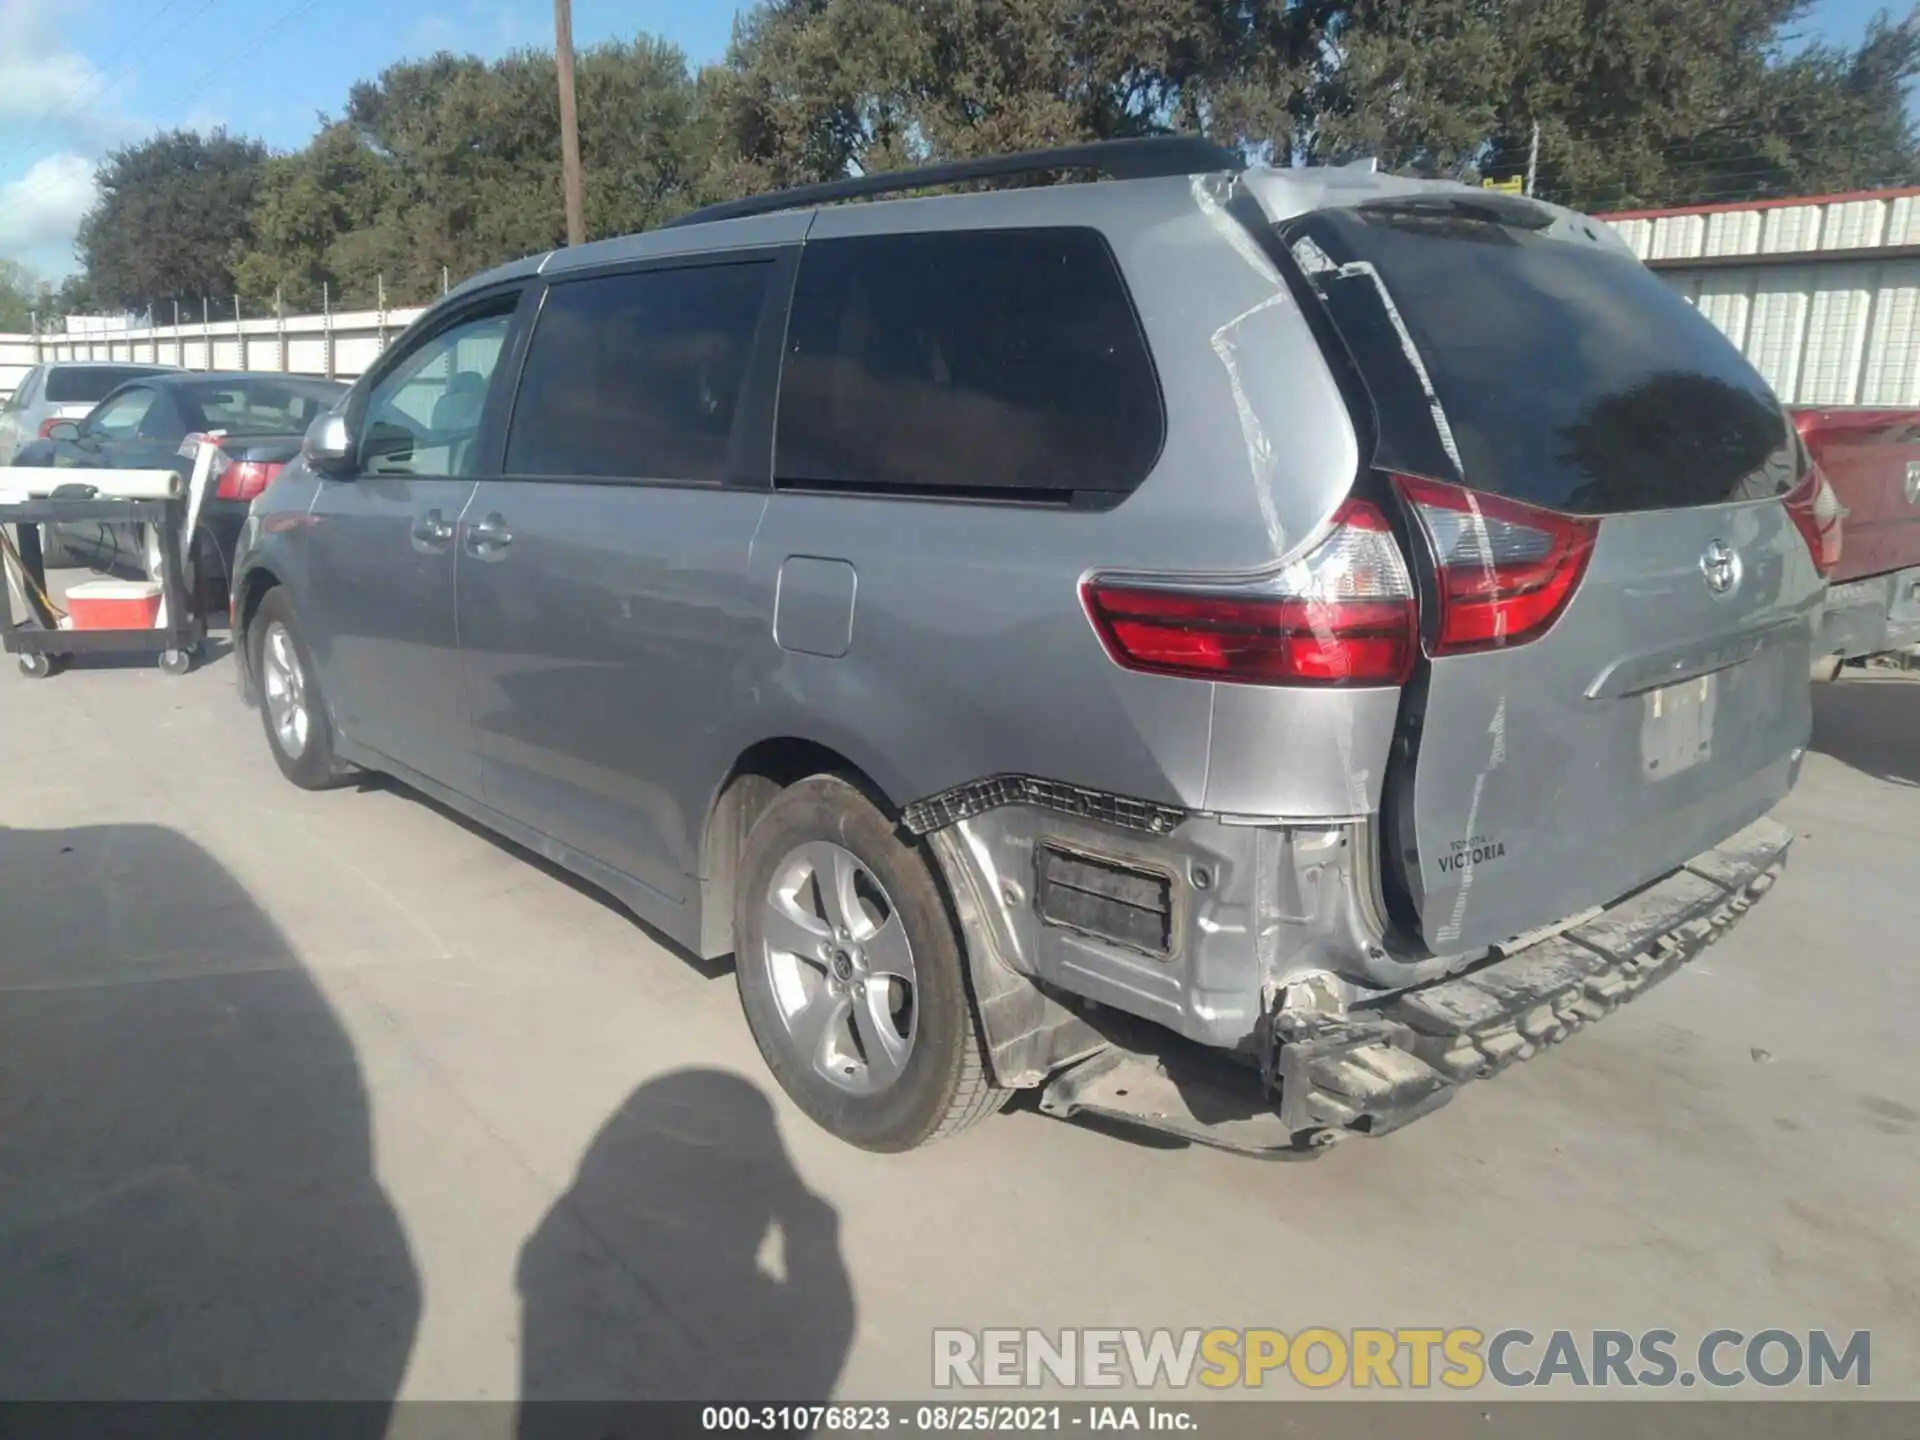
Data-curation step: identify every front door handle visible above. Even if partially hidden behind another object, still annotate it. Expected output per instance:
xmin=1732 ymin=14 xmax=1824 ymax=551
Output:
xmin=466 ymin=512 xmax=513 ymax=559
xmin=410 ymin=509 xmax=454 ymax=551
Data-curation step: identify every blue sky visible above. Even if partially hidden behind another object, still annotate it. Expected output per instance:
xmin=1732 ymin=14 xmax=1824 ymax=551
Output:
xmin=0 ymin=0 xmax=1904 ymax=280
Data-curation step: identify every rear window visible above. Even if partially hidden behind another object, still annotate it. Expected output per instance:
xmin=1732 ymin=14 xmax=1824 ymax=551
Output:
xmin=178 ymin=380 xmax=342 ymax=437
xmin=46 ymin=366 xmax=162 ymax=404
xmin=775 ymin=228 xmax=1163 ymax=500
xmin=1282 ymin=204 xmax=1798 ymax=514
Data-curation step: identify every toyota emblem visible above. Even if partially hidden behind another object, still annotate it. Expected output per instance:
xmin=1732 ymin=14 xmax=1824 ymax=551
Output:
xmin=1700 ymin=539 xmax=1739 ymax=595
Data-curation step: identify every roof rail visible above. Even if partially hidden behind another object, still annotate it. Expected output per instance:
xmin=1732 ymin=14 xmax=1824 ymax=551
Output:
xmin=663 ymin=136 xmax=1243 ymax=229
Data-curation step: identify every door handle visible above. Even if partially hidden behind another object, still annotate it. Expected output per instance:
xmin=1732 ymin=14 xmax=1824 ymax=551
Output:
xmin=466 ymin=512 xmax=513 ymax=558
xmin=410 ymin=509 xmax=454 ymax=551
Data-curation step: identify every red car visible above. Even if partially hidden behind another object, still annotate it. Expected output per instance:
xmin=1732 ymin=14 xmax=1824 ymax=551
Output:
xmin=1794 ymin=407 xmax=1920 ymax=677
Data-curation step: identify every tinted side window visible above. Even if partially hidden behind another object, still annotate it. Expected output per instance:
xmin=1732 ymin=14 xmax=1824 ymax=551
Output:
xmin=505 ymin=261 xmax=773 ymax=483
xmin=775 ymin=229 xmax=1163 ymax=498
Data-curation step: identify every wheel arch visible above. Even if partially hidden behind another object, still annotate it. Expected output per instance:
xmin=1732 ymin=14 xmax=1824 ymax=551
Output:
xmin=231 ymin=564 xmax=282 ymax=701
xmin=697 ymin=735 xmax=901 ymax=961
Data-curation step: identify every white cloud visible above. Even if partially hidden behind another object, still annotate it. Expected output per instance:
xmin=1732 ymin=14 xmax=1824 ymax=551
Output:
xmin=0 ymin=0 xmax=114 ymax=140
xmin=0 ymin=152 xmax=97 ymax=275
xmin=0 ymin=1 xmax=141 ymax=277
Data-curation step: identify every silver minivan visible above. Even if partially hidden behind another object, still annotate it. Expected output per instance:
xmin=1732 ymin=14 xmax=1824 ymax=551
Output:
xmin=230 ymin=140 xmax=1828 ymax=1155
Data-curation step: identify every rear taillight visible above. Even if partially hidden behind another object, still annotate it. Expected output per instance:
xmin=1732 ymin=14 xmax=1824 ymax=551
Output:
xmin=1394 ymin=475 xmax=1597 ymax=653
xmin=37 ymin=417 xmax=67 ymax=438
xmin=217 ymin=460 xmax=282 ymax=502
xmin=1783 ymin=464 xmax=1843 ymax=579
xmin=1081 ymin=499 xmax=1417 ymax=686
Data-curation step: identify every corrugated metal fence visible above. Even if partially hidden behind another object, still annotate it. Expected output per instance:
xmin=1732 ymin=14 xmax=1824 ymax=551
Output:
xmin=1601 ymin=188 xmax=1920 ymax=407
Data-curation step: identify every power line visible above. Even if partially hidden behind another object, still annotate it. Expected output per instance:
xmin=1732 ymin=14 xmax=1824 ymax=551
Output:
xmin=0 ymin=0 xmax=224 ymax=178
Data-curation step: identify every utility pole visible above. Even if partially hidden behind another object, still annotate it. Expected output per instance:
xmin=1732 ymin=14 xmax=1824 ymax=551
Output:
xmin=554 ymin=0 xmax=586 ymax=246
xmin=1525 ymin=121 xmax=1540 ymax=198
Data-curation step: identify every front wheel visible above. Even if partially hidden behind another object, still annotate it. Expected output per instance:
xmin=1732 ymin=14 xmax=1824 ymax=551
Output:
xmin=733 ymin=775 xmax=1007 ymax=1151
xmin=250 ymin=589 xmax=351 ymax=789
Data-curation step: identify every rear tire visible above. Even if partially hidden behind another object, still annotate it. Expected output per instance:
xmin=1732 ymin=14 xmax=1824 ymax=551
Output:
xmin=250 ymin=588 xmax=351 ymax=790
xmin=733 ymin=775 xmax=1007 ymax=1151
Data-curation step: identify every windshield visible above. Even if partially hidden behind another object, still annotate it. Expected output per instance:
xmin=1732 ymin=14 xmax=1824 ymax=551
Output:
xmin=45 ymin=366 xmax=164 ymax=404
xmin=1281 ymin=203 xmax=1799 ymax=514
xmin=177 ymin=378 xmax=345 ymax=438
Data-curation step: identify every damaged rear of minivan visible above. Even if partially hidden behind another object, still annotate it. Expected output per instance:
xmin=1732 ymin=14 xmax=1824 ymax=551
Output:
xmin=229 ymin=141 xmax=1821 ymax=1160
xmin=1022 ymin=178 xmax=1825 ymax=1153
xmin=1281 ymin=193 xmax=1825 ymax=959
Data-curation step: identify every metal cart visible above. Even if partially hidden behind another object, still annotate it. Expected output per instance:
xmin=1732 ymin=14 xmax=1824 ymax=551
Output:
xmin=0 ymin=495 xmax=204 ymax=679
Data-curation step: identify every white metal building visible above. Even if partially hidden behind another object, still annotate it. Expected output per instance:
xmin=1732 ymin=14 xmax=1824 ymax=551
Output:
xmin=1601 ymin=187 xmax=1920 ymax=407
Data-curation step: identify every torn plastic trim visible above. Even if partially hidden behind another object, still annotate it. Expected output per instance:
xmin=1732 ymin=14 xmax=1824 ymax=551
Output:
xmin=1036 ymin=814 xmax=1792 ymax=1157
xmin=920 ymin=797 xmax=1411 ymax=1057
xmin=901 ymin=774 xmax=1185 ymax=839
xmin=925 ymin=823 xmax=1107 ymax=1089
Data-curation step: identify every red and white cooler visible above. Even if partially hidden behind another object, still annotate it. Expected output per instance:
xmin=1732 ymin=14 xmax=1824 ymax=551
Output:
xmin=65 ymin=579 xmax=164 ymax=631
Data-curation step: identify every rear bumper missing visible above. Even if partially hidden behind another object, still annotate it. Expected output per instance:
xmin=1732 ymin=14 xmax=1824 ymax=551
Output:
xmin=1035 ymin=815 xmax=1792 ymax=1156
xmin=1817 ymin=567 xmax=1920 ymax=667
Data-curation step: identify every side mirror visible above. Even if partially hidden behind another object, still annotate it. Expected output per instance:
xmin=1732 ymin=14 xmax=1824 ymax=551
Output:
xmin=303 ymin=411 xmax=355 ymax=475
xmin=44 ymin=420 xmax=82 ymax=442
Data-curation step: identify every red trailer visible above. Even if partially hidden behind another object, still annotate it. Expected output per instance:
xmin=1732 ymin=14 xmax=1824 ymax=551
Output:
xmin=1793 ymin=407 xmax=1920 ymax=677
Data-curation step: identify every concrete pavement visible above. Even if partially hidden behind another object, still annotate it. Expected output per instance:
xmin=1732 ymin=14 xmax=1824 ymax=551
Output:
xmin=1 ymin=641 xmax=1916 ymax=1408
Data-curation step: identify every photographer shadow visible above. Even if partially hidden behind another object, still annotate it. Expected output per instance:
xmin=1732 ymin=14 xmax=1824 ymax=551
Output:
xmin=0 ymin=822 xmax=418 ymax=1418
xmin=516 ymin=1068 xmax=853 ymax=1437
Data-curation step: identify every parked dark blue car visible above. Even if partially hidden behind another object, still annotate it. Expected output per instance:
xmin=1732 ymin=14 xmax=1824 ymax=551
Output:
xmin=11 ymin=371 xmax=348 ymax=606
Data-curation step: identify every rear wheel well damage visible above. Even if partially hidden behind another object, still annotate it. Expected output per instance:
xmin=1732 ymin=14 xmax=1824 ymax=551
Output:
xmin=232 ymin=568 xmax=281 ymax=700
xmin=697 ymin=742 xmax=1078 ymax=1090
xmin=236 ymin=568 xmax=280 ymax=637
xmin=698 ymin=738 xmax=887 ymax=961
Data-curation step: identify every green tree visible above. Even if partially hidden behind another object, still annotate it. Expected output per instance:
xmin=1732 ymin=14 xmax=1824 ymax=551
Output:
xmin=1300 ymin=0 xmax=1920 ymax=210
xmin=0 ymin=259 xmax=54 ymax=331
xmin=74 ymin=130 xmax=269 ymax=309
xmin=704 ymin=0 xmax=1919 ymax=213
xmin=90 ymin=1 xmax=1920 ymax=314
xmin=699 ymin=0 xmax=1322 ymax=196
xmin=293 ymin=37 xmax=707 ymax=303
xmin=50 ymin=273 xmax=98 ymax=321
xmin=232 ymin=122 xmax=400 ymax=310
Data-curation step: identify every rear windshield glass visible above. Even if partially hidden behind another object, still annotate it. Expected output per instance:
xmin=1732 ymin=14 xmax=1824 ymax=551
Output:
xmin=176 ymin=379 xmax=344 ymax=438
xmin=1281 ymin=204 xmax=1797 ymax=514
xmin=46 ymin=366 xmax=163 ymax=404
xmin=776 ymin=228 xmax=1164 ymax=500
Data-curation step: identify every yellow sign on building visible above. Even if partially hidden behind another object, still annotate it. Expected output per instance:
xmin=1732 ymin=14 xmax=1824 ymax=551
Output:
xmin=1481 ymin=176 xmax=1525 ymax=194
